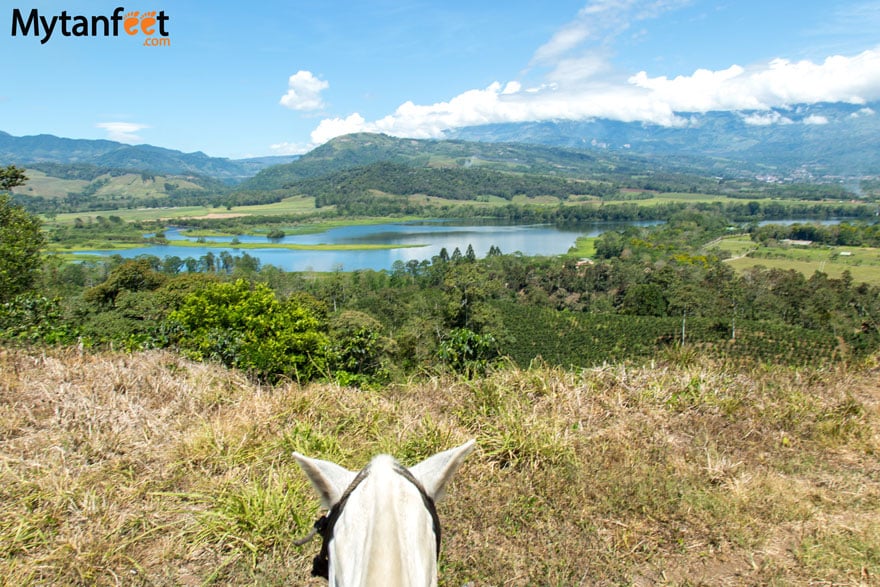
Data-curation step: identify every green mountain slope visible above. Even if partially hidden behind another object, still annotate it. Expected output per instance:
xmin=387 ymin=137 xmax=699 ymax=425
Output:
xmin=10 ymin=163 xmax=231 ymax=213
xmin=238 ymin=133 xmax=625 ymax=191
xmin=449 ymin=102 xmax=880 ymax=177
xmin=0 ymin=131 xmax=295 ymax=181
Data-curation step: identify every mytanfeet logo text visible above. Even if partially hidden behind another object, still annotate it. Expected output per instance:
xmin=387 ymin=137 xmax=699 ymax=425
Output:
xmin=11 ymin=6 xmax=171 ymax=46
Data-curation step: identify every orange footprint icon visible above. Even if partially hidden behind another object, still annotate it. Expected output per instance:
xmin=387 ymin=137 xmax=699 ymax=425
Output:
xmin=123 ymin=11 xmax=140 ymax=35
xmin=140 ymin=11 xmax=157 ymax=35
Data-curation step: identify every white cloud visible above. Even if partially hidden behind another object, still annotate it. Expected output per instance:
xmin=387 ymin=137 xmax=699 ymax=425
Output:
xmin=804 ymin=114 xmax=829 ymax=125
xmin=741 ymin=112 xmax=793 ymax=126
xmin=306 ymin=47 xmax=880 ymax=144
xmin=95 ymin=122 xmax=148 ymax=143
xmin=629 ymin=49 xmax=880 ymax=112
xmin=530 ymin=0 xmax=691 ymax=68
xmin=280 ymin=70 xmax=329 ymax=111
xmin=851 ymin=106 xmax=876 ymax=117
xmin=269 ymin=141 xmax=311 ymax=155
xmin=310 ymin=113 xmax=369 ymax=145
xmin=530 ymin=0 xmax=693 ymax=89
xmin=299 ymin=1 xmax=880 ymax=147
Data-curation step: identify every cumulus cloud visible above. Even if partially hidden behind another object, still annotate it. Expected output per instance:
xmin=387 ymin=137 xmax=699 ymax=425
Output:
xmin=804 ymin=114 xmax=829 ymax=125
xmin=269 ymin=141 xmax=312 ymax=155
xmin=280 ymin=70 xmax=329 ymax=111
xmin=299 ymin=1 xmax=880 ymax=147
xmin=628 ymin=50 xmax=880 ymax=112
xmin=741 ymin=111 xmax=793 ymax=126
xmin=95 ymin=122 xmax=148 ymax=143
xmin=307 ymin=46 xmax=880 ymax=144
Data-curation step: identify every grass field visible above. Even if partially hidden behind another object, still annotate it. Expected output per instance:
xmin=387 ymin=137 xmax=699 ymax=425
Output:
xmin=709 ymin=235 xmax=880 ymax=286
xmin=1 ymin=347 xmax=878 ymax=585
xmin=13 ymin=170 xmax=89 ymax=199
xmin=631 ymin=192 xmax=748 ymax=206
xmin=45 ymin=196 xmax=321 ymax=225
xmin=42 ymin=191 xmax=753 ymax=227
xmin=19 ymin=170 xmax=206 ymax=203
xmin=567 ymin=235 xmax=598 ymax=258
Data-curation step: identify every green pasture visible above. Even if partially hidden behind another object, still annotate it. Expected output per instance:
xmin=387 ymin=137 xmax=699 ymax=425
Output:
xmin=23 ymin=171 xmax=206 ymax=204
xmin=705 ymin=235 xmax=758 ymax=257
xmin=631 ymin=192 xmax=743 ymax=206
xmin=13 ymin=170 xmax=88 ymax=199
xmin=712 ymin=235 xmax=880 ymax=285
xmin=44 ymin=196 xmax=320 ymax=225
xmin=567 ymin=235 xmax=597 ymax=258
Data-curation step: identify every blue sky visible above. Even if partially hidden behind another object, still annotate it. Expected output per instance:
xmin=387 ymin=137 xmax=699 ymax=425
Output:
xmin=3 ymin=0 xmax=880 ymax=158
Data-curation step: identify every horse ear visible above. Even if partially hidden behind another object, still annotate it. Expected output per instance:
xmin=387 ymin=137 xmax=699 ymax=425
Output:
xmin=410 ymin=439 xmax=476 ymax=502
xmin=293 ymin=453 xmax=358 ymax=509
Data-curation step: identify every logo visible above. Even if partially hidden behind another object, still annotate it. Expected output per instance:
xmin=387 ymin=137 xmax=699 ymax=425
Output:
xmin=11 ymin=6 xmax=170 ymax=46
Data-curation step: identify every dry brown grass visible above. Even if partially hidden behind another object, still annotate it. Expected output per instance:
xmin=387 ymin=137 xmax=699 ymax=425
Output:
xmin=1 ymin=347 xmax=878 ymax=586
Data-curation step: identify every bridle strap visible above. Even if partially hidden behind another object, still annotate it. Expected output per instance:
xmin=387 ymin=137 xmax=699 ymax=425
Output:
xmin=306 ymin=462 xmax=441 ymax=580
xmin=310 ymin=465 xmax=371 ymax=579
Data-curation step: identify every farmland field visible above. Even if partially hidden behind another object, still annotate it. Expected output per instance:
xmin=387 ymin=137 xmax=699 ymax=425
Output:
xmin=45 ymin=195 xmax=321 ymax=225
xmin=711 ymin=236 xmax=880 ymax=286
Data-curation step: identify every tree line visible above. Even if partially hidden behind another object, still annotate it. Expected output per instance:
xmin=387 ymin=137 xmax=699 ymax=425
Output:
xmin=2 ymin=165 xmax=879 ymax=384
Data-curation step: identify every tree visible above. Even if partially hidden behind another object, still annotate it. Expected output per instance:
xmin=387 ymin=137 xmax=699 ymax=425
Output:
xmin=0 ymin=165 xmax=27 ymax=192
xmin=465 ymin=244 xmax=477 ymax=261
xmin=328 ymin=310 xmax=395 ymax=385
xmin=441 ymin=262 xmax=505 ymax=332
xmin=83 ymin=259 xmax=166 ymax=308
xmin=438 ymin=328 xmax=499 ymax=377
xmin=594 ymin=231 xmax=625 ymax=259
xmin=0 ymin=173 xmax=46 ymax=302
xmin=168 ymin=280 xmax=329 ymax=382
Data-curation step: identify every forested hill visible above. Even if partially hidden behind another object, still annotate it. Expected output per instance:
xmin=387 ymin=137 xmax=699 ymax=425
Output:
xmin=238 ymin=133 xmax=636 ymax=191
xmin=0 ymin=131 xmax=296 ymax=180
xmin=232 ymin=133 xmax=857 ymax=212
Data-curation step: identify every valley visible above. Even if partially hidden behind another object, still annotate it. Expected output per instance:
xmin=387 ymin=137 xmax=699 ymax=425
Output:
xmin=2 ymin=122 xmax=880 ymax=587
xmin=6 ymin=4 xmax=880 ymax=585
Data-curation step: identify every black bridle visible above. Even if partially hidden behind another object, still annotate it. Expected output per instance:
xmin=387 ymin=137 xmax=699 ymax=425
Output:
xmin=305 ymin=462 xmax=442 ymax=580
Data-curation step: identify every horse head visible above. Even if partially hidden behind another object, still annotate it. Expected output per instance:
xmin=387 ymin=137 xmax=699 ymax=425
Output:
xmin=293 ymin=439 xmax=475 ymax=587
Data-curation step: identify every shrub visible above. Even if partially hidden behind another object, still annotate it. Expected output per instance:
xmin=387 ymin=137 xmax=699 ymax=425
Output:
xmin=0 ymin=294 xmax=73 ymax=345
xmin=167 ymin=279 xmax=329 ymax=382
xmin=438 ymin=328 xmax=500 ymax=377
xmin=327 ymin=310 xmax=396 ymax=386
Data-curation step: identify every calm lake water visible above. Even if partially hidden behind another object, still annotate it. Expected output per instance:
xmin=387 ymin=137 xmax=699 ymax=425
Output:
xmin=79 ymin=218 xmax=854 ymax=272
xmin=79 ymin=220 xmax=657 ymax=272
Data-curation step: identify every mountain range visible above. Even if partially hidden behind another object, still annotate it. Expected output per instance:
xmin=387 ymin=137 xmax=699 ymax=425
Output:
xmin=447 ymin=102 xmax=880 ymax=178
xmin=0 ymin=131 xmax=297 ymax=181
xmin=3 ymin=101 xmax=878 ymax=186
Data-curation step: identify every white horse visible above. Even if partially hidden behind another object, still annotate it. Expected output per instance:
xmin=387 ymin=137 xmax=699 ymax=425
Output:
xmin=293 ymin=439 xmax=475 ymax=587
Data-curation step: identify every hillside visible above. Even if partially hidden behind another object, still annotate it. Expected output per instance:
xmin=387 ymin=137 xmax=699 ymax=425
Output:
xmin=233 ymin=133 xmax=863 ymax=216
xmin=238 ymin=132 xmax=661 ymax=191
xmin=238 ymin=133 xmax=749 ymax=195
xmin=2 ymin=347 xmax=878 ymax=585
xmin=0 ymin=131 xmax=296 ymax=181
xmin=10 ymin=164 xmax=230 ymax=213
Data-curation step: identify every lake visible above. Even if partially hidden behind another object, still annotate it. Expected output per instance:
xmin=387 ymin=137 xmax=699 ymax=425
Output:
xmin=78 ymin=220 xmax=657 ymax=272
